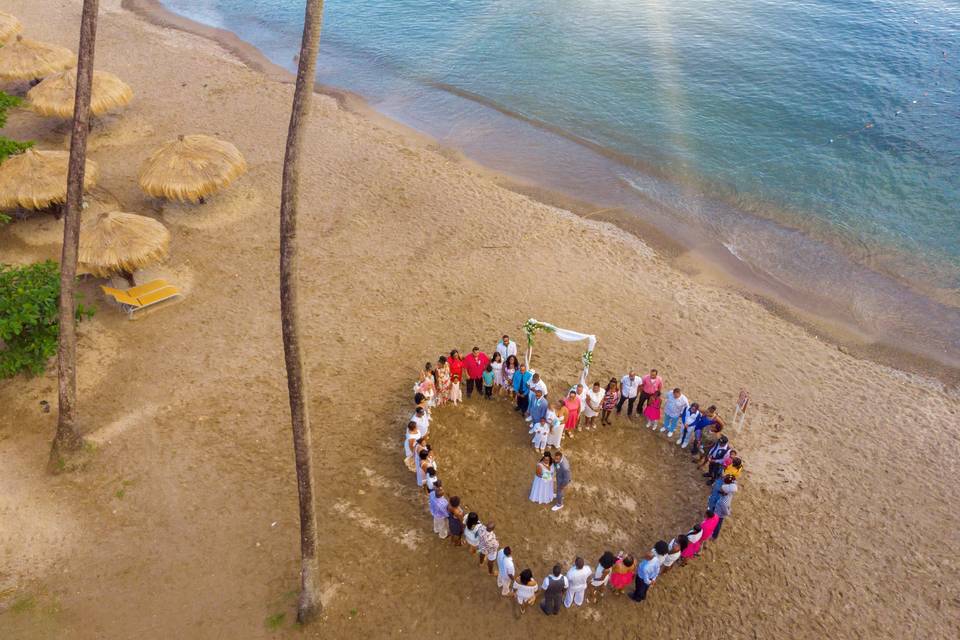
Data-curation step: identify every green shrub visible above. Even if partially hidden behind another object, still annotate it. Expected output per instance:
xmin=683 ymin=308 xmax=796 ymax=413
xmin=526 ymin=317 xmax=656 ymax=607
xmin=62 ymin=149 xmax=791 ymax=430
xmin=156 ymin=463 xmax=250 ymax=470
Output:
xmin=0 ymin=91 xmax=34 ymax=163
xmin=0 ymin=261 xmax=95 ymax=378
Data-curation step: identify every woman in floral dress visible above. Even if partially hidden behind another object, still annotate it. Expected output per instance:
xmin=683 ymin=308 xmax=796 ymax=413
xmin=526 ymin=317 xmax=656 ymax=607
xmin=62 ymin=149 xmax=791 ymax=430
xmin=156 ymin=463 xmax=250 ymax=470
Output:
xmin=435 ymin=355 xmax=452 ymax=405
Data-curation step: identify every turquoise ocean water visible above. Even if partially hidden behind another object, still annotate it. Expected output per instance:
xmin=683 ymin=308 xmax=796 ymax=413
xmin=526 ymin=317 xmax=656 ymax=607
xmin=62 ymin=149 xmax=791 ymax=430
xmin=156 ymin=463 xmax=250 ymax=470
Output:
xmin=161 ymin=0 xmax=959 ymax=366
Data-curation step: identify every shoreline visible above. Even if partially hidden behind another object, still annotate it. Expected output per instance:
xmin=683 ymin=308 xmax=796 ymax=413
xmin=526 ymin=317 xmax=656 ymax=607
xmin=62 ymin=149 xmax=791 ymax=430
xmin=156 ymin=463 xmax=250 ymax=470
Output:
xmin=124 ymin=0 xmax=958 ymax=386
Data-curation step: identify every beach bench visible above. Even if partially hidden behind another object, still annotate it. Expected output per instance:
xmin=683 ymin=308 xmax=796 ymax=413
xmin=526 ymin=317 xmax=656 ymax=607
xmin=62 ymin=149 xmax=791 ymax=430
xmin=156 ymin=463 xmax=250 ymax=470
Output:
xmin=101 ymin=280 xmax=181 ymax=317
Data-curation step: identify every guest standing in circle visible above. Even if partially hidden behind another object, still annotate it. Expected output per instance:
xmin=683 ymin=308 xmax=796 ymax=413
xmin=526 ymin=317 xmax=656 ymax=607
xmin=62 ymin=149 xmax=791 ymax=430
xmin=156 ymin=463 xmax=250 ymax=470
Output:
xmin=417 ymin=362 xmax=437 ymax=406
xmin=478 ymin=522 xmax=499 ymax=574
xmin=638 ymin=368 xmax=663 ymax=413
xmin=643 ymin=389 xmax=662 ymax=430
xmin=490 ymin=352 xmax=504 ymax=396
xmin=661 ymin=387 xmax=689 ymax=438
xmin=495 ymin=334 xmax=517 ymax=362
xmin=403 ymin=422 xmax=421 ymax=472
xmin=529 ymin=453 xmax=556 ymax=505
xmin=589 ymin=551 xmax=616 ymax=603
xmin=609 ymin=554 xmax=635 ymax=595
xmin=601 ymin=379 xmax=620 ymax=426
xmin=573 ymin=383 xmax=587 ymax=430
xmin=677 ymin=402 xmax=701 ymax=448
xmin=630 ymin=547 xmax=662 ymax=603
xmin=552 ymin=450 xmax=571 ymax=512
xmin=562 ymin=389 xmax=581 ymax=438
xmin=502 ymin=355 xmax=519 ymax=398
xmin=713 ymin=476 xmax=738 ymax=540
xmin=540 ymin=565 xmax=568 ymax=615
xmin=447 ymin=496 xmax=465 ymax=546
xmin=564 ymin=557 xmax=593 ymax=608
xmin=546 ymin=399 xmax=566 ymax=450
xmin=428 ymin=486 xmax=450 ymax=539
xmin=463 ymin=512 xmax=485 ymax=556
xmin=582 ymin=381 xmax=604 ymax=430
xmin=513 ymin=363 xmax=533 ymax=413
xmin=661 ymin=538 xmax=682 ymax=573
xmin=482 ymin=363 xmax=495 ymax=399
xmin=528 ymin=388 xmax=549 ymax=428
xmin=411 ymin=405 xmax=430 ymax=438
xmin=448 ymin=349 xmax=464 ymax=388
xmin=513 ymin=568 xmax=538 ymax=615
xmin=448 ymin=374 xmax=462 ymax=405
xmin=434 ymin=355 xmax=452 ymax=405
xmin=463 ymin=346 xmax=490 ymax=399
xmin=616 ymin=370 xmax=642 ymax=418
xmin=497 ymin=546 xmax=516 ymax=597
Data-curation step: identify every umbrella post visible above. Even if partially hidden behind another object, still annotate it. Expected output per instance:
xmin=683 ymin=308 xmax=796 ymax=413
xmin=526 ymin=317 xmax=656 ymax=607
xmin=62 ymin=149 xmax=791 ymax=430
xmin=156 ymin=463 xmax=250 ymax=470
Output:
xmin=121 ymin=270 xmax=136 ymax=288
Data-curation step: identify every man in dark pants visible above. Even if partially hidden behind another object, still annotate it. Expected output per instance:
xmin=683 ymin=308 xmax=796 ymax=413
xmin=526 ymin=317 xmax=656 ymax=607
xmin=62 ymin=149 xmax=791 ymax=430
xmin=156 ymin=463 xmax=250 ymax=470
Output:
xmin=514 ymin=363 xmax=532 ymax=413
xmin=540 ymin=564 xmax=568 ymax=615
xmin=462 ymin=346 xmax=489 ymax=399
xmin=552 ymin=451 xmax=571 ymax=512
xmin=630 ymin=545 xmax=664 ymax=602
xmin=616 ymin=370 xmax=641 ymax=418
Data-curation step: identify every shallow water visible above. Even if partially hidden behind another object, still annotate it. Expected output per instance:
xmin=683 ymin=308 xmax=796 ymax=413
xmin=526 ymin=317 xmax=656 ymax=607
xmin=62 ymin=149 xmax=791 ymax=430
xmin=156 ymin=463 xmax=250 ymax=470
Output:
xmin=160 ymin=0 xmax=960 ymax=366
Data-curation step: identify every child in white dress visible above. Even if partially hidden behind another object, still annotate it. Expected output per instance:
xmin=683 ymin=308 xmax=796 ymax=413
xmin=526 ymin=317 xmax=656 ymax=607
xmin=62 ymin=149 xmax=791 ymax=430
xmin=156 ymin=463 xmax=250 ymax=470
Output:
xmin=449 ymin=374 xmax=462 ymax=405
xmin=529 ymin=454 xmax=556 ymax=504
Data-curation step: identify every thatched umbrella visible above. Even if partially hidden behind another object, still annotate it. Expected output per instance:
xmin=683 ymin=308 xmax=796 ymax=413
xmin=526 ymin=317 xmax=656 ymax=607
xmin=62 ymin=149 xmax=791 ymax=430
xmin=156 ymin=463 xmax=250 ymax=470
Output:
xmin=79 ymin=210 xmax=170 ymax=285
xmin=26 ymin=69 xmax=133 ymax=118
xmin=138 ymin=134 xmax=247 ymax=203
xmin=0 ymin=35 xmax=75 ymax=81
xmin=0 ymin=11 xmax=22 ymax=43
xmin=0 ymin=148 xmax=98 ymax=211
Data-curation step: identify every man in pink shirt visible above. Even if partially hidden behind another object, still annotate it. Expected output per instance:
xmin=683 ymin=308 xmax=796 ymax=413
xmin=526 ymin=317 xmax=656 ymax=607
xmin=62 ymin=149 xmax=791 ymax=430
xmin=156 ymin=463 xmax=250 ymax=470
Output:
xmin=463 ymin=346 xmax=490 ymax=399
xmin=638 ymin=369 xmax=663 ymax=413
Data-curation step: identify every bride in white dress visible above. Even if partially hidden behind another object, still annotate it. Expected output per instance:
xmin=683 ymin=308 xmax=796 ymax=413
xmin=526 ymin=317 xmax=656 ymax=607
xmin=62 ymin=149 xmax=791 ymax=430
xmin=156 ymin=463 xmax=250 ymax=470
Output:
xmin=529 ymin=453 xmax=556 ymax=504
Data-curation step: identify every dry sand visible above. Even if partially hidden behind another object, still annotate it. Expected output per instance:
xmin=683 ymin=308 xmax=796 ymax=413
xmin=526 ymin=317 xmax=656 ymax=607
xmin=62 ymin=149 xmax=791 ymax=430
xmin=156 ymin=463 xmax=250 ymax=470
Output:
xmin=1 ymin=1 xmax=959 ymax=638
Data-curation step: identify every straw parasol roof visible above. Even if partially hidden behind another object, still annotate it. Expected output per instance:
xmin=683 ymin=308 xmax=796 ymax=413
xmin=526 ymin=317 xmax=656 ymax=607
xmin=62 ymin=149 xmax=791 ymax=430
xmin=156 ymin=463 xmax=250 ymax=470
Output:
xmin=0 ymin=35 xmax=75 ymax=81
xmin=0 ymin=11 xmax=23 ymax=43
xmin=0 ymin=148 xmax=99 ymax=210
xmin=138 ymin=134 xmax=247 ymax=203
xmin=27 ymin=69 xmax=133 ymax=118
xmin=78 ymin=211 xmax=170 ymax=278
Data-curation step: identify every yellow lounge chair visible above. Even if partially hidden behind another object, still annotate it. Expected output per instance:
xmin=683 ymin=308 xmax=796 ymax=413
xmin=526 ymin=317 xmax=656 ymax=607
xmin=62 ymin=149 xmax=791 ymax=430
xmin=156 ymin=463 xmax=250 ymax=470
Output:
xmin=101 ymin=280 xmax=181 ymax=317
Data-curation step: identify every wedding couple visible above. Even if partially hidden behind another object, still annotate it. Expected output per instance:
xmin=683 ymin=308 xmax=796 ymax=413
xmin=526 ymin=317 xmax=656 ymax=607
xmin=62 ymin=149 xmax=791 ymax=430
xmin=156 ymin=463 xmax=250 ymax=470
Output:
xmin=528 ymin=451 xmax=571 ymax=511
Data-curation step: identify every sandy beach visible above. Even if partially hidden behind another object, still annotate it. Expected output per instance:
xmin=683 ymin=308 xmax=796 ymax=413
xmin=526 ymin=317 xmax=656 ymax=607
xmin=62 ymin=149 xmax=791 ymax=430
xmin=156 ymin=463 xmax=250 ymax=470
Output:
xmin=1 ymin=1 xmax=959 ymax=638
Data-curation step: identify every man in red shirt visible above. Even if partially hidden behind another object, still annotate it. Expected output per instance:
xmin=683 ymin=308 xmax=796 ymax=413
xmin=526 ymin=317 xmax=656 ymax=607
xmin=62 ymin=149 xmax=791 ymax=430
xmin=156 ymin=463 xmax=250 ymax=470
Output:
xmin=463 ymin=346 xmax=490 ymax=399
xmin=638 ymin=368 xmax=663 ymax=413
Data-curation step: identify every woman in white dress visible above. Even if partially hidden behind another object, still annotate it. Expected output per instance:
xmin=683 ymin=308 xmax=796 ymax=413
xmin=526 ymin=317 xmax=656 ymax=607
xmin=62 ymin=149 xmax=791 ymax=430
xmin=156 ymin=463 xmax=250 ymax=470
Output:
xmin=546 ymin=400 xmax=565 ymax=450
xmin=582 ymin=381 xmax=604 ymax=430
xmin=528 ymin=453 xmax=556 ymax=504
xmin=490 ymin=352 xmax=504 ymax=396
xmin=463 ymin=512 xmax=485 ymax=556
xmin=512 ymin=568 xmax=539 ymax=615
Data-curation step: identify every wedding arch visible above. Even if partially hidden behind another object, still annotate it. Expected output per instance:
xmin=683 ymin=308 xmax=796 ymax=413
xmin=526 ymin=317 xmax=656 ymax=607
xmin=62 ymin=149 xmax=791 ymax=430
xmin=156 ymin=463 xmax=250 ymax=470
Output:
xmin=521 ymin=318 xmax=597 ymax=384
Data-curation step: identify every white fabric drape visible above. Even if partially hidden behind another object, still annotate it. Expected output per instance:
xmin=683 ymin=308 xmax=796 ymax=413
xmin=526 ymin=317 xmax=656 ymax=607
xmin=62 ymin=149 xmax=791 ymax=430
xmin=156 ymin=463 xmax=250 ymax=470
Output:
xmin=524 ymin=319 xmax=597 ymax=383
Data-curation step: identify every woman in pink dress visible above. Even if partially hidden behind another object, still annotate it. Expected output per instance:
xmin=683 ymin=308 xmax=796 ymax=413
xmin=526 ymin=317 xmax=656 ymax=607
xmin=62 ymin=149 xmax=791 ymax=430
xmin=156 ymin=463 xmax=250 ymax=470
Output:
xmin=562 ymin=389 xmax=580 ymax=437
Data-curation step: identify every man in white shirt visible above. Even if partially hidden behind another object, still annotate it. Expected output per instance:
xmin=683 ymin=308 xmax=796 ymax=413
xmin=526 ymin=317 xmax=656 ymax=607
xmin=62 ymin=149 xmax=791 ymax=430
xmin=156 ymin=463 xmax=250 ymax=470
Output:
xmin=616 ymin=370 xmax=641 ymax=418
xmin=661 ymin=387 xmax=689 ymax=437
xmin=496 ymin=546 xmax=515 ymax=596
xmin=411 ymin=406 xmax=431 ymax=437
xmin=563 ymin=557 xmax=593 ymax=608
xmin=495 ymin=334 xmax=517 ymax=362
xmin=540 ymin=564 xmax=568 ymax=615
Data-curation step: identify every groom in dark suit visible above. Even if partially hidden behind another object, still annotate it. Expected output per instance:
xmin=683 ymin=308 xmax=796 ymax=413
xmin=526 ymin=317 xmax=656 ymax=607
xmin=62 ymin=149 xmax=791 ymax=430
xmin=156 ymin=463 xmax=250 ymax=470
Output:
xmin=552 ymin=451 xmax=571 ymax=512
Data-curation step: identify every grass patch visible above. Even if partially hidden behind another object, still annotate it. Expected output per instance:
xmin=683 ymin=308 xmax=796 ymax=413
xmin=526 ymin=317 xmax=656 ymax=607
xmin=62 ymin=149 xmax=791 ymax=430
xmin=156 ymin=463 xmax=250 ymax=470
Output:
xmin=10 ymin=594 xmax=36 ymax=614
xmin=265 ymin=612 xmax=285 ymax=630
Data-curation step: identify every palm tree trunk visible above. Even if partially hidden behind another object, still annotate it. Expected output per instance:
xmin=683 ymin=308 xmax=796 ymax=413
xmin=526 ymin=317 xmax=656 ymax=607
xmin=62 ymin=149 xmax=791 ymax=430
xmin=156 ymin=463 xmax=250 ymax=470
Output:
xmin=50 ymin=0 xmax=99 ymax=472
xmin=280 ymin=0 xmax=325 ymax=624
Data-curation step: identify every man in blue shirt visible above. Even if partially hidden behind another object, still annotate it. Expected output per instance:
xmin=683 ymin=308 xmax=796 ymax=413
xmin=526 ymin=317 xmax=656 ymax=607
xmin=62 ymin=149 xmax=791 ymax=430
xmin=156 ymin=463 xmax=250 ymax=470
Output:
xmin=631 ymin=541 xmax=667 ymax=602
xmin=528 ymin=389 xmax=548 ymax=426
xmin=513 ymin=363 xmax=533 ymax=414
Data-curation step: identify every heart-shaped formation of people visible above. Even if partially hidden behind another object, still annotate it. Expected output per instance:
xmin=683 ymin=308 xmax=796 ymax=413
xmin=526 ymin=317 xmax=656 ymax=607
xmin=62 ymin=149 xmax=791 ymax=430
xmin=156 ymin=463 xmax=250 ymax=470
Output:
xmin=403 ymin=343 xmax=746 ymax=615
